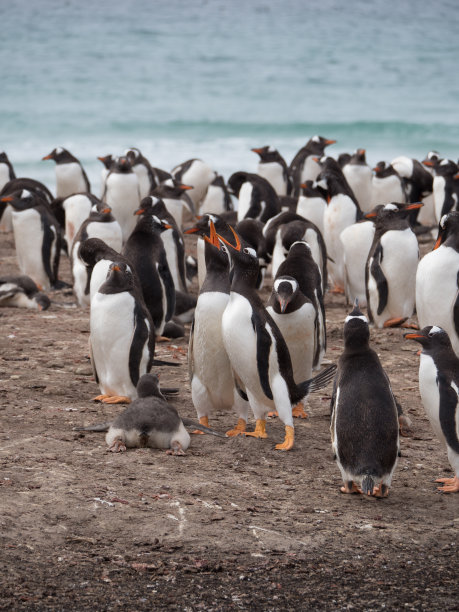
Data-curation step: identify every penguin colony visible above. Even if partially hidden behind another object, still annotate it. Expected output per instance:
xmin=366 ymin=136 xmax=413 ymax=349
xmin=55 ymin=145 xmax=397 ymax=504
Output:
xmin=1 ymin=138 xmax=459 ymax=496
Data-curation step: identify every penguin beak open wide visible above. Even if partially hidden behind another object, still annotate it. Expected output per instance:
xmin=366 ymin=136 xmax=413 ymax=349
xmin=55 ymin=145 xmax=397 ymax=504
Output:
xmin=203 ymin=220 xmax=220 ymax=247
xmin=216 ymin=225 xmax=242 ymax=252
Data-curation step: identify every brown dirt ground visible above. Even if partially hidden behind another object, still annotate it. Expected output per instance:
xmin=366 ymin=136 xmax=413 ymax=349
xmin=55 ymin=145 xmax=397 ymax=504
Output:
xmin=0 ymin=229 xmax=457 ymax=611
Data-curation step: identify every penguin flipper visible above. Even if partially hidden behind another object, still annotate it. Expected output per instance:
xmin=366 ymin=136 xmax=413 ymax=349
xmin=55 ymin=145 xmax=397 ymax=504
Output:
xmin=454 ymin=271 xmax=459 ymax=340
xmin=88 ymin=337 xmax=99 ymax=385
xmin=158 ymin=250 xmax=176 ymax=323
xmin=370 ymin=243 xmax=388 ymax=316
xmin=437 ymin=373 xmax=459 ymax=454
xmin=187 ymin=317 xmax=195 ymax=383
xmin=251 ymin=311 xmax=273 ymax=400
xmin=129 ymin=303 xmax=151 ymax=387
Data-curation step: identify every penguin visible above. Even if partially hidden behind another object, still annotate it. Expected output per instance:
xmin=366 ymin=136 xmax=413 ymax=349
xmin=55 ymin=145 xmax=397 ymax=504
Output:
xmin=151 ymin=179 xmax=194 ymax=229
xmin=251 ymin=146 xmax=291 ymax=196
xmin=188 ymin=223 xmax=249 ymax=436
xmin=79 ymin=237 xmax=131 ymax=303
xmin=71 ymin=201 xmax=122 ymax=307
xmin=122 ymin=207 xmax=175 ymax=337
xmin=0 ymin=152 xmax=16 ymax=231
xmin=423 ymin=158 xmax=459 ymax=223
xmin=366 ymin=202 xmax=422 ymax=328
xmin=289 ymin=135 xmax=336 ymax=196
xmin=278 ymin=195 xmax=299 ymax=213
xmin=1 ymin=177 xmax=54 ymax=206
xmin=200 ymin=174 xmax=234 ymax=215
xmin=235 ymin=218 xmax=269 ymax=289
xmin=297 ymin=180 xmax=327 ymax=236
xmin=171 ymin=158 xmax=216 ymax=210
xmin=42 ymin=147 xmax=91 ymax=197
xmin=405 ymin=326 xmax=459 ymax=492
xmin=60 ymin=192 xmax=100 ymax=252
xmin=266 ymin=274 xmax=316 ymax=418
xmin=391 ymin=155 xmax=433 ymax=227
xmin=371 ymin=161 xmax=406 ymax=207
xmin=218 ymin=226 xmax=336 ymax=450
xmin=316 ymin=156 xmax=362 ymax=292
xmin=89 ymin=261 xmax=155 ymax=404
xmin=75 ymin=374 xmax=226 ymax=453
xmin=228 ymin=171 xmax=280 ymax=224
xmin=102 ymin=155 xmax=141 ymax=243
xmin=125 ymin=147 xmax=157 ymax=199
xmin=97 ymin=154 xmax=114 ymax=198
xmin=275 ymin=240 xmax=326 ymax=370
xmin=0 ymin=275 xmax=50 ymax=310
xmin=416 ymin=211 xmax=459 ymax=356
xmin=342 ymin=149 xmax=373 ymax=213
xmin=331 ymin=304 xmax=399 ymax=497
xmin=0 ymin=189 xmax=62 ymax=290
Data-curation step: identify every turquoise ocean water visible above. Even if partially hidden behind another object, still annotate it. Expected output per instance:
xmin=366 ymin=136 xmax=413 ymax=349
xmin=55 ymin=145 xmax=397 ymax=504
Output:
xmin=2 ymin=0 xmax=459 ymax=194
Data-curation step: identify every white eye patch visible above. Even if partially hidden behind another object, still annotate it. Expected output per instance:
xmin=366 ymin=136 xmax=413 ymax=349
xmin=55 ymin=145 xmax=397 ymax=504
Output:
xmin=274 ymin=278 xmax=297 ymax=293
xmin=344 ymin=314 xmax=368 ymax=324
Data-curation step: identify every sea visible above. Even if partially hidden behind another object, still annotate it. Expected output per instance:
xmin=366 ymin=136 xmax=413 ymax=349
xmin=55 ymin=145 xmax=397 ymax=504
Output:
xmin=2 ymin=0 xmax=459 ymax=196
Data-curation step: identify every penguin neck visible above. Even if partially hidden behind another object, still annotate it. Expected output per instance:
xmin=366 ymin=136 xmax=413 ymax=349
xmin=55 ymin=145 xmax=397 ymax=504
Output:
xmin=230 ymin=263 xmax=260 ymax=294
xmin=201 ymin=261 xmax=230 ymax=294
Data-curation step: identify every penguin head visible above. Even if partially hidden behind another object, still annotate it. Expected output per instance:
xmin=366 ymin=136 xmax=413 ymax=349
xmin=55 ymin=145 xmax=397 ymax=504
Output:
xmin=350 ymin=148 xmax=367 ymax=164
xmin=422 ymin=150 xmax=440 ymax=168
xmin=184 ymin=213 xmax=222 ymax=237
xmin=308 ymin=135 xmax=336 ymax=153
xmin=135 ymin=196 xmax=163 ymax=216
xmin=112 ymin=156 xmax=133 ymax=173
xmin=136 ymin=373 xmax=164 ymax=399
xmin=365 ymin=202 xmax=422 ymax=223
xmin=251 ymin=146 xmax=282 ymax=163
xmin=97 ymin=154 xmax=114 ymax=170
xmin=299 ymin=180 xmax=324 ymax=198
xmin=435 ymin=158 xmax=458 ymax=177
xmin=35 ymin=292 xmax=51 ymax=311
xmin=337 ymin=153 xmax=351 ymax=168
xmin=404 ymin=326 xmax=453 ymax=354
xmin=79 ymin=237 xmax=114 ymax=267
xmin=343 ymin=303 xmax=370 ymax=349
xmin=433 ymin=211 xmax=459 ymax=250
xmin=216 ymin=225 xmax=259 ymax=277
xmin=106 ymin=261 xmax=135 ymax=290
xmin=125 ymin=147 xmax=142 ymax=164
xmin=42 ymin=147 xmax=76 ymax=164
xmin=1 ymin=189 xmax=39 ymax=210
xmin=272 ymin=276 xmax=299 ymax=313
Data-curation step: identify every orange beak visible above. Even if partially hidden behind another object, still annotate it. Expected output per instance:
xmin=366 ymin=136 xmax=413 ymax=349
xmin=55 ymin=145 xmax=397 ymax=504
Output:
xmin=203 ymin=220 xmax=220 ymax=247
xmin=42 ymin=153 xmax=53 ymax=160
xmin=1 ymin=196 xmax=13 ymax=203
xmin=216 ymin=225 xmax=241 ymax=251
xmin=325 ymin=139 xmax=336 ymax=145
xmin=179 ymin=184 xmax=193 ymax=191
xmin=405 ymin=202 xmax=423 ymax=210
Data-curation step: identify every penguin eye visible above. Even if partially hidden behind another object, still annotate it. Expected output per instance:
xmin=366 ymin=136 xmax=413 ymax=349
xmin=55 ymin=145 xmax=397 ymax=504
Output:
xmin=243 ymin=247 xmax=257 ymax=258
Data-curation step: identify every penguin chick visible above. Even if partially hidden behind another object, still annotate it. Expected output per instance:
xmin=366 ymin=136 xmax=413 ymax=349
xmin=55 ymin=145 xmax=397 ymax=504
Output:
xmin=404 ymin=326 xmax=459 ymax=492
xmin=331 ymin=304 xmax=400 ymax=497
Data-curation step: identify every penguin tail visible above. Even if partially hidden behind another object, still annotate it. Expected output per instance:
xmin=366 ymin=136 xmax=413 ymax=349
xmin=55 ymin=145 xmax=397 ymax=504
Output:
xmin=181 ymin=418 xmax=228 ymax=438
xmin=152 ymin=359 xmax=181 ymax=367
xmin=73 ymin=421 xmax=111 ymax=432
xmin=297 ymin=364 xmax=337 ymax=400
xmin=361 ymin=474 xmax=375 ymax=496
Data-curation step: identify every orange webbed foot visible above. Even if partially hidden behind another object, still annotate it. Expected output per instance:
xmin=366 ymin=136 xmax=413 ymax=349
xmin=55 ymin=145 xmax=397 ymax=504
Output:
xmin=436 ymin=476 xmax=459 ymax=493
xmin=372 ymin=483 xmax=389 ymax=498
xmin=267 ymin=411 xmax=278 ymax=418
xmin=102 ymin=395 xmax=131 ymax=404
xmin=226 ymin=418 xmax=247 ymax=437
xmin=383 ymin=317 xmax=407 ymax=328
xmin=166 ymin=441 xmax=186 ymax=456
xmin=192 ymin=416 xmax=209 ymax=435
xmin=292 ymin=403 xmax=308 ymax=419
xmin=107 ymin=437 xmax=126 ymax=453
xmin=275 ymin=425 xmax=294 ymax=451
xmin=244 ymin=419 xmax=268 ymax=439
xmin=340 ymin=481 xmax=362 ymax=494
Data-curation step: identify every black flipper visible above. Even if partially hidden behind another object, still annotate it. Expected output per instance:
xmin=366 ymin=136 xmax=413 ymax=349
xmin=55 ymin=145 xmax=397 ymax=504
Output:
xmin=251 ymin=310 xmax=273 ymax=400
xmin=158 ymin=249 xmax=176 ymax=323
xmin=437 ymin=373 xmax=459 ymax=454
xmin=129 ymin=303 xmax=151 ymax=387
xmin=454 ymin=271 xmax=459 ymax=340
xmin=370 ymin=242 xmax=388 ymax=316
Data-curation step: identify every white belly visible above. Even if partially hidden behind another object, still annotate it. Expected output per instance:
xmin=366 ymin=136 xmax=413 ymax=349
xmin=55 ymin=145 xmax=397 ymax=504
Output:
xmin=63 ymin=194 xmax=93 ymax=250
xmin=56 ymin=162 xmax=87 ymax=198
xmin=343 ymin=165 xmax=373 ymax=212
xmin=237 ymin=182 xmax=253 ymax=222
xmin=104 ymin=174 xmax=140 ymax=242
xmin=258 ymin=162 xmax=287 ymax=196
xmin=433 ymin=176 xmax=446 ymax=223
xmin=86 ymin=220 xmax=123 ymax=252
xmin=340 ymin=221 xmax=375 ymax=306
xmin=323 ymin=195 xmax=358 ymax=288
xmin=12 ymin=209 xmax=51 ymax=289
xmin=71 ymin=240 xmax=90 ymax=307
xmin=296 ymin=195 xmax=326 ymax=236
xmin=371 ymin=176 xmax=405 ymax=206
xmin=419 ymin=354 xmax=446 ymax=445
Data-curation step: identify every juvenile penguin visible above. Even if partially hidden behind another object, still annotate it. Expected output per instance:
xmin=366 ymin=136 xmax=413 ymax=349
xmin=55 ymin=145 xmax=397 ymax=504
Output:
xmin=171 ymin=158 xmax=216 ymax=210
xmin=416 ymin=211 xmax=459 ymax=355
xmin=0 ymin=275 xmax=50 ymax=310
xmin=371 ymin=161 xmax=406 ymax=207
xmin=42 ymin=147 xmax=90 ymax=197
xmin=366 ymin=202 xmax=422 ymax=328
xmin=1 ymin=189 xmax=62 ymax=290
xmin=252 ymin=146 xmax=290 ymax=196
xmin=289 ymin=135 xmax=336 ymax=196
xmin=189 ymin=223 xmax=249 ymax=436
xmin=331 ymin=304 xmax=399 ymax=497
xmin=90 ymin=261 xmax=155 ymax=404
xmin=342 ymin=149 xmax=373 ymax=213
xmin=405 ymin=326 xmax=459 ymax=492
xmin=228 ymin=171 xmax=280 ymax=224
xmin=200 ymin=175 xmax=234 ymax=215
xmin=218 ymin=227 xmax=336 ymax=450
xmin=102 ymin=156 xmax=141 ymax=243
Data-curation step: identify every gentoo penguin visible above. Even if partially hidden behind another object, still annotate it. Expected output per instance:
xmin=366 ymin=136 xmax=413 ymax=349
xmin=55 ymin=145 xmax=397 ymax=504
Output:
xmin=252 ymin=146 xmax=291 ymax=196
xmin=200 ymin=175 xmax=234 ymax=215
xmin=79 ymin=238 xmax=131 ymax=303
xmin=423 ymin=158 xmax=459 ymax=223
xmin=228 ymin=171 xmax=280 ymax=224
xmin=90 ymin=261 xmax=155 ymax=404
xmin=71 ymin=202 xmax=122 ymax=307
xmin=371 ymin=161 xmax=406 ymax=207
xmin=297 ymin=180 xmax=327 ymax=236
xmin=97 ymin=154 xmax=114 ymax=198
xmin=266 ymin=274 xmax=316 ymax=418
xmin=316 ymin=156 xmax=362 ymax=292
xmin=0 ymin=152 xmax=16 ymax=231
xmin=391 ymin=155 xmax=433 ymax=226
xmin=125 ymin=147 xmax=157 ymax=199
xmin=218 ymin=227 xmax=336 ymax=450
xmin=337 ymin=152 xmax=352 ymax=168
xmin=275 ymin=240 xmax=326 ymax=370
xmin=416 ymin=211 xmax=459 ymax=355
xmin=151 ymin=179 xmax=194 ymax=229
xmin=60 ymin=192 xmax=100 ymax=252
xmin=366 ymin=202 xmax=422 ymax=328
xmin=342 ymin=149 xmax=373 ymax=213
xmin=405 ymin=326 xmax=459 ymax=492
xmin=1 ymin=190 xmax=62 ymax=290
xmin=235 ymin=218 xmax=269 ymax=289
xmin=0 ymin=275 xmax=50 ymax=310
xmin=171 ymin=158 xmax=216 ymax=211
xmin=102 ymin=155 xmax=141 ymax=243
xmin=122 ymin=207 xmax=175 ymax=337
xmin=75 ymin=374 xmax=225 ymax=453
xmin=189 ymin=224 xmax=249 ymax=436
xmin=42 ymin=147 xmax=90 ymax=197
xmin=331 ymin=304 xmax=399 ymax=497
xmin=289 ymin=135 xmax=336 ymax=196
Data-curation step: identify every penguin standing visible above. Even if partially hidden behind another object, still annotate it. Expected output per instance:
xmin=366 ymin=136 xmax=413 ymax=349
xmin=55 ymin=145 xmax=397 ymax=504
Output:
xmin=60 ymin=192 xmax=99 ymax=253
xmin=97 ymin=154 xmax=114 ymax=198
xmin=331 ymin=304 xmax=399 ymax=497
xmin=71 ymin=202 xmax=122 ymax=307
xmin=42 ymin=147 xmax=91 ymax=197
xmin=218 ymin=227 xmax=336 ymax=450
xmin=0 ymin=152 xmax=16 ymax=231
xmin=416 ymin=211 xmax=459 ymax=355
xmin=423 ymin=158 xmax=459 ymax=223
xmin=122 ymin=207 xmax=175 ymax=337
xmin=151 ymin=179 xmax=194 ymax=229
xmin=235 ymin=218 xmax=269 ymax=289
xmin=1 ymin=189 xmax=62 ymax=290
xmin=89 ymin=261 xmax=155 ymax=404
xmin=405 ymin=326 xmax=459 ymax=492
xmin=342 ymin=149 xmax=373 ymax=213
xmin=297 ymin=180 xmax=327 ymax=236
xmin=125 ymin=147 xmax=157 ymax=199
xmin=252 ymin=146 xmax=290 ymax=196
xmin=289 ymin=135 xmax=336 ymax=196
xmin=366 ymin=202 xmax=422 ymax=328
xmin=200 ymin=175 xmax=234 ymax=215
xmin=228 ymin=172 xmax=280 ymax=224
xmin=371 ymin=161 xmax=406 ymax=207
xmin=171 ymin=158 xmax=216 ymax=211
xmin=391 ymin=155 xmax=433 ymax=226
xmin=189 ymin=224 xmax=249 ymax=436
xmin=102 ymin=156 xmax=141 ymax=243
xmin=0 ymin=275 xmax=50 ymax=310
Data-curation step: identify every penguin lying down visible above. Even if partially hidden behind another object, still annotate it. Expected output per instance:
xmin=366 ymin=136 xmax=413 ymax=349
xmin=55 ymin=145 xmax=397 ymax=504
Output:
xmin=75 ymin=373 xmax=226 ymax=454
